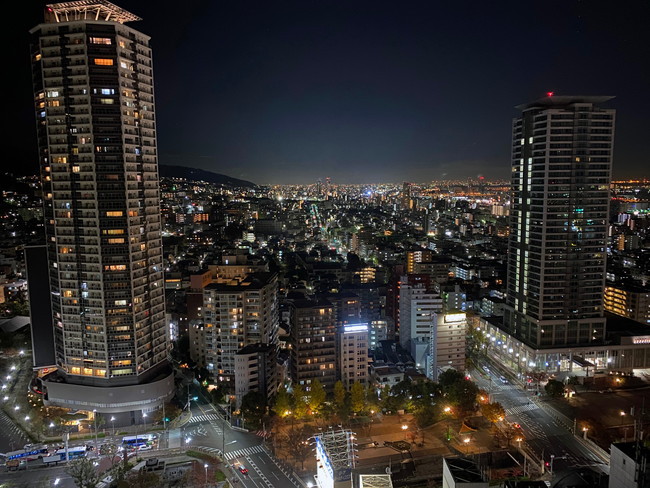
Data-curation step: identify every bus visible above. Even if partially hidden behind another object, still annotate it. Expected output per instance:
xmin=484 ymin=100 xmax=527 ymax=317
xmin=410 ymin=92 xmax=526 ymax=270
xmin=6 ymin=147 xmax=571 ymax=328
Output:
xmin=3 ymin=445 xmax=49 ymax=462
xmin=54 ymin=446 xmax=87 ymax=460
xmin=121 ymin=435 xmax=152 ymax=450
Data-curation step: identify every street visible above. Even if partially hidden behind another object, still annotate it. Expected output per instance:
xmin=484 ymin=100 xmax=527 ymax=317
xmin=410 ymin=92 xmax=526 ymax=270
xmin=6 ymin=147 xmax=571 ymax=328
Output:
xmin=473 ymin=360 xmax=609 ymax=477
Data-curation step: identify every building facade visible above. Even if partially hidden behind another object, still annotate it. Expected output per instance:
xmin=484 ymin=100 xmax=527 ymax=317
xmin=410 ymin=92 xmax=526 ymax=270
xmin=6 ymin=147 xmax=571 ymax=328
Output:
xmin=290 ymin=298 xmax=337 ymax=390
xmin=337 ymin=324 xmax=369 ymax=388
xmin=503 ymin=95 xmax=615 ymax=349
xmin=604 ymin=282 xmax=650 ymax=325
xmin=201 ymin=272 xmax=279 ymax=388
xmin=29 ymin=1 xmax=172 ymax=414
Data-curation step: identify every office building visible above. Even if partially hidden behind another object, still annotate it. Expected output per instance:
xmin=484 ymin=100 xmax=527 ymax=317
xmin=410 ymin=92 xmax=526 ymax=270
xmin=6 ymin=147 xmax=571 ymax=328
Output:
xmin=29 ymin=1 xmax=173 ymax=415
xmin=503 ymin=95 xmax=615 ymax=349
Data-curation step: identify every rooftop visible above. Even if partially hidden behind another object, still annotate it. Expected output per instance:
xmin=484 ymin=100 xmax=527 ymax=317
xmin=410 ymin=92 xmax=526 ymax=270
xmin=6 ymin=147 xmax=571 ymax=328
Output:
xmin=443 ymin=457 xmax=486 ymax=483
xmin=45 ymin=1 xmax=141 ymax=24
xmin=516 ymin=95 xmax=615 ymax=111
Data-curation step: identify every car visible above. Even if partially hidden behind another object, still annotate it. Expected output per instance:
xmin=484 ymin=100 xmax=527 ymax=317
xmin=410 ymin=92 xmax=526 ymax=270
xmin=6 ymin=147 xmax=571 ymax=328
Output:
xmin=238 ymin=466 xmax=248 ymax=475
xmin=500 ymin=376 xmax=508 ymax=384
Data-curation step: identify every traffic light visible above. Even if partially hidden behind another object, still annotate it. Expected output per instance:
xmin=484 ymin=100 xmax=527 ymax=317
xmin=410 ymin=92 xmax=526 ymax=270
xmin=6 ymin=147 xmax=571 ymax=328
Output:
xmin=164 ymin=417 xmax=170 ymax=422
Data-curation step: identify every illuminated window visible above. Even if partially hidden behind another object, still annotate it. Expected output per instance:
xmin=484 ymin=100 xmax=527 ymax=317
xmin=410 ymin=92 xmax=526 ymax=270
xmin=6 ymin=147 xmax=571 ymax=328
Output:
xmin=71 ymin=367 xmax=81 ymax=375
xmin=100 ymin=98 xmax=115 ymax=104
xmin=104 ymin=264 xmax=127 ymax=271
xmin=94 ymin=58 xmax=114 ymax=66
xmin=106 ymin=211 xmax=123 ymax=217
xmin=102 ymin=229 xmax=125 ymax=235
xmin=107 ymin=238 xmax=125 ymax=244
xmin=90 ymin=37 xmax=112 ymax=45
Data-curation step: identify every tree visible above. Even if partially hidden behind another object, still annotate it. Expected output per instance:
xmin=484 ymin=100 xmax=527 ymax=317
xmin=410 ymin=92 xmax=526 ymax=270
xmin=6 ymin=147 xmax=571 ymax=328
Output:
xmin=413 ymin=403 xmax=439 ymax=429
xmin=66 ymin=457 xmax=99 ymax=488
xmin=273 ymin=386 xmax=292 ymax=416
xmin=481 ymin=402 xmax=506 ymax=424
xmin=545 ymin=379 xmax=565 ymax=397
xmin=438 ymin=369 xmax=465 ymax=391
xmin=308 ymin=379 xmax=326 ymax=414
xmin=526 ymin=370 xmax=548 ymax=392
xmin=350 ymin=382 xmax=366 ymax=414
xmin=333 ymin=380 xmax=347 ymax=406
xmin=284 ymin=426 xmax=313 ymax=470
xmin=241 ymin=390 xmax=267 ymax=429
xmin=125 ymin=470 xmax=161 ymax=488
xmin=446 ymin=378 xmax=479 ymax=417
xmin=291 ymin=384 xmax=309 ymax=419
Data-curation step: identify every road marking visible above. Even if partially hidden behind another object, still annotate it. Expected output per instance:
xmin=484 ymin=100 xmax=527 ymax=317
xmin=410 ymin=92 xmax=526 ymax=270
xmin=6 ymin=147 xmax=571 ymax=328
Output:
xmin=225 ymin=444 xmax=265 ymax=460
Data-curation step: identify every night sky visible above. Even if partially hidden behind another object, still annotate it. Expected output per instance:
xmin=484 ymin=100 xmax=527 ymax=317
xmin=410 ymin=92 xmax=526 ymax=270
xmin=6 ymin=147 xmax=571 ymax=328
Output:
xmin=10 ymin=1 xmax=650 ymax=185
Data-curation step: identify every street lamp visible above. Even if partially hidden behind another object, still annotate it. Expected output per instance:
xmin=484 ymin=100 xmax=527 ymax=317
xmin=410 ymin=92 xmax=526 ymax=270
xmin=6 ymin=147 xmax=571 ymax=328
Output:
xmin=463 ymin=437 xmax=471 ymax=454
xmin=143 ymin=412 xmax=147 ymax=433
xmin=582 ymin=427 xmax=589 ymax=440
xmin=93 ymin=409 xmax=99 ymax=456
xmin=550 ymin=454 xmax=555 ymax=475
xmin=401 ymin=424 xmax=408 ymax=440
xmin=204 ymin=463 xmax=208 ymax=486
xmin=620 ymin=410 xmax=626 ymax=426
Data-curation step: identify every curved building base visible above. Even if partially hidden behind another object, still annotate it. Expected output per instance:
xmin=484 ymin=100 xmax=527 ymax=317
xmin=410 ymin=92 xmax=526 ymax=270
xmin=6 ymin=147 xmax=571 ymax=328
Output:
xmin=41 ymin=371 xmax=175 ymax=414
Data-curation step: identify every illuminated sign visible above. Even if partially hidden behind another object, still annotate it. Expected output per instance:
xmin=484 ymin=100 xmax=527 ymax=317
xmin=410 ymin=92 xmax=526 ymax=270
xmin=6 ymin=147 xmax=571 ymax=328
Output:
xmin=444 ymin=313 xmax=466 ymax=323
xmin=343 ymin=324 xmax=368 ymax=334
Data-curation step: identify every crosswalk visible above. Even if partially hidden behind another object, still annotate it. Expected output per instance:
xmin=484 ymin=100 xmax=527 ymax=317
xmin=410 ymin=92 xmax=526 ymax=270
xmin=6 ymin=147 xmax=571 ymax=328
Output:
xmin=196 ymin=444 xmax=265 ymax=461
xmin=505 ymin=403 xmax=539 ymax=416
xmin=225 ymin=444 xmax=265 ymax=460
xmin=188 ymin=414 xmax=221 ymax=424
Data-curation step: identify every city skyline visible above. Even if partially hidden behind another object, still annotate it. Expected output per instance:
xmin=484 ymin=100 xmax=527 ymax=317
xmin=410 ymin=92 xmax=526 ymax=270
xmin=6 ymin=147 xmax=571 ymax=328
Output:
xmin=9 ymin=0 xmax=650 ymax=185
xmin=1 ymin=1 xmax=649 ymax=487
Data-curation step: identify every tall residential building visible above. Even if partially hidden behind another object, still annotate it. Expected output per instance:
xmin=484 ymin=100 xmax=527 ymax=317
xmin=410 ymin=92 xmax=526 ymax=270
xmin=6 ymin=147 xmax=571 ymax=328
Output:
xmin=406 ymin=249 xmax=433 ymax=274
xmin=337 ymin=324 xmax=369 ymax=388
xmin=199 ymin=272 xmax=279 ymax=388
xmin=29 ymin=1 xmax=173 ymax=414
xmin=289 ymin=298 xmax=336 ymax=390
xmin=503 ymin=95 xmax=615 ymax=349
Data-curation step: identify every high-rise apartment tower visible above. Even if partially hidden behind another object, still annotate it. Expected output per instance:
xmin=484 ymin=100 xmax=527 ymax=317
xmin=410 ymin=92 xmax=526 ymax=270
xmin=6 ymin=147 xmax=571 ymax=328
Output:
xmin=503 ymin=95 xmax=615 ymax=349
xmin=29 ymin=1 xmax=173 ymax=414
